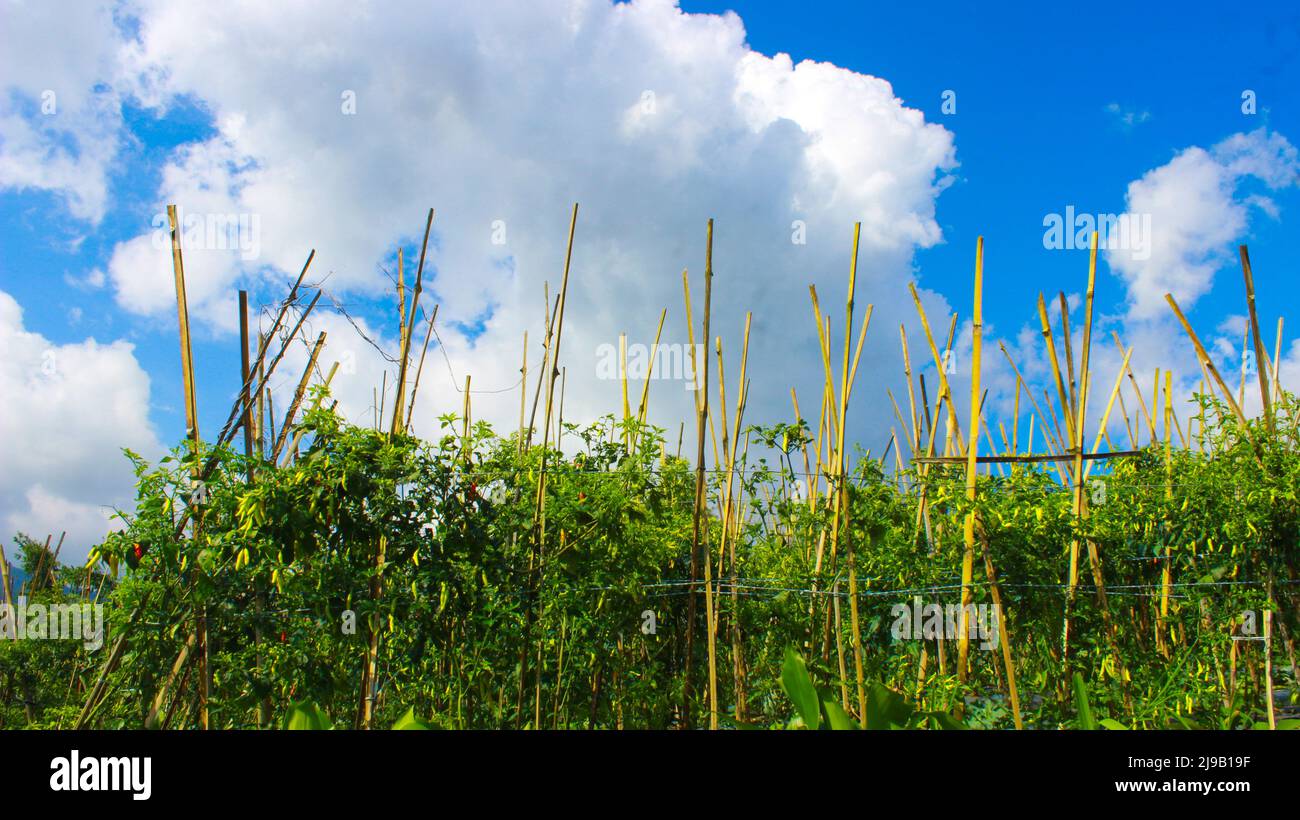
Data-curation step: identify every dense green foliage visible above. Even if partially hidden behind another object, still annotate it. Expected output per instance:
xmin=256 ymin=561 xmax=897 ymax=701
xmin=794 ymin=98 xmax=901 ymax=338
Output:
xmin=2 ymin=390 xmax=1297 ymax=729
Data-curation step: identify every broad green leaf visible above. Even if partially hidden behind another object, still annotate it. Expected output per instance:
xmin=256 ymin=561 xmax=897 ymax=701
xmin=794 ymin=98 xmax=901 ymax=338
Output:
xmin=1073 ymin=673 xmax=1098 ymax=730
xmin=820 ymin=696 xmax=859 ymax=730
xmin=282 ymin=699 xmax=333 ymax=730
xmin=864 ymin=681 xmax=913 ymax=729
xmin=780 ymin=648 xmax=821 ymax=729
xmin=392 ymin=707 xmax=439 ymax=730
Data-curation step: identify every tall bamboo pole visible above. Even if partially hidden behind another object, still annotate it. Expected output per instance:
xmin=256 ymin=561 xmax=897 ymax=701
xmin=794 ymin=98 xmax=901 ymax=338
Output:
xmin=684 ymin=220 xmax=714 ymax=729
xmin=1062 ymin=235 xmax=1094 ymax=667
xmin=165 ymin=204 xmax=208 ymax=730
xmin=957 ymin=237 xmax=984 ymax=689
xmin=519 ymin=203 xmax=579 ymax=728
xmin=835 ymin=223 xmax=868 ymax=720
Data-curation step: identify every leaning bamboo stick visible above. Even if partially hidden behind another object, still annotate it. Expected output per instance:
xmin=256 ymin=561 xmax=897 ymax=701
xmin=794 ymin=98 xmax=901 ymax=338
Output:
xmin=1272 ymin=318 xmax=1284 ymax=408
xmin=1240 ymin=246 xmax=1274 ymax=431
xmin=271 ymin=332 xmax=327 ymax=462
xmin=635 ymin=308 xmax=668 ymax=427
xmin=908 ymin=284 xmax=967 ymax=458
xmin=901 ymin=325 xmax=921 ymax=453
xmin=1059 ymin=291 xmax=1079 ymax=425
xmin=405 ymin=304 xmax=440 ymax=431
xmin=1037 ymin=294 xmax=1076 ymax=447
xmin=1165 ymin=293 xmax=1264 ymax=467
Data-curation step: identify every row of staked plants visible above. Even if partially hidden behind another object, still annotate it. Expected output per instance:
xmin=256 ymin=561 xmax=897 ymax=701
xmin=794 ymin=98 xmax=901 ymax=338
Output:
xmin=2 ymin=387 xmax=1297 ymax=729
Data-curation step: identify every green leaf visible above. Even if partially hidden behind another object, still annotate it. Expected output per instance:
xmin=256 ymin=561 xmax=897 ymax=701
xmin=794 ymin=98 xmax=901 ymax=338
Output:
xmin=1073 ymin=673 xmax=1098 ymax=730
xmin=780 ymin=648 xmax=821 ymax=729
xmin=864 ymin=681 xmax=913 ymax=729
xmin=820 ymin=696 xmax=860 ymax=730
xmin=922 ymin=710 xmax=968 ymax=730
xmin=1099 ymin=718 xmax=1129 ymax=730
xmin=282 ymin=699 xmax=333 ymax=730
xmin=1165 ymin=714 xmax=1203 ymax=730
xmin=392 ymin=707 xmax=439 ymax=730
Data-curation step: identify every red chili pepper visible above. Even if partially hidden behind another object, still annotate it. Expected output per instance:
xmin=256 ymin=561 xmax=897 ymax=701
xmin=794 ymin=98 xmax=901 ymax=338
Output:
xmin=133 ymin=543 xmax=144 ymax=561
xmin=280 ymin=631 xmax=287 ymax=643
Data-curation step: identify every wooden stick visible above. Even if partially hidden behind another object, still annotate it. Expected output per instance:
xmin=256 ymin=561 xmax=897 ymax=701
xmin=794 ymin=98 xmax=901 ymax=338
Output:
xmin=957 ymin=237 xmax=984 ymax=688
xmin=1037 ymin=294 xmax=1076 ymax=446
xmin=908 ymin=284 xmax=967 ymax=458
xmin=405 ymin=304 xmax=440 ymax=432
xmin=1165 ymin=293 xmax=1264 ymax=466
xmin=391 ymin=209 xmax=435 ymax=434
xmin=837 ymin=223 xmax=868 ymax=721
xmin=271 ymin=332 xmax=327 ymax=462
xmin=520 ymin=203 xmax=580 ymax=728
xmin=1240 ymin=245 xmax=1274 ymax=430
xmin=684 ymin=219 xmax=713 ymax=730
xmin=1059 ymin=291 xmax=1079 ymax=425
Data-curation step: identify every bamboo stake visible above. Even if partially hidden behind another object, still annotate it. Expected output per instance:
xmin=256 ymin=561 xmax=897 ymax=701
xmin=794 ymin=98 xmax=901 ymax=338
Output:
xmin=1062 ymin=236 xmax=1094 ymax=665
xmin=1112 ymin=331 xmax=1157 ymax=444
xmin=901 ymin=325 xmax=921 ymax=452
xmin=1165 ymin=293 xmax=1264 ymax=467
xmin=519 ymin=203 xmax=579 ymax=728
xmin=684 ymin=219 xmax=713 ymax=729
xmin=1055 ymin=293 xmax=1076 ymax=423
xmin=1037 ymin=294 xmax=1076 ymax=446
xmin=636 ymin=308 xmax=668 ymax=428
xmin=835 ymin=223 xmax=868 ymax=721
xmin=518 ymin=331 xmax=528 ymax=450
xmin=1272 ymin=318 xmax=1284 ymax=408
xmin=271 ymin=331 xmax=327 ymax=462
xmin=1240 ymin=246 xmax=1273 ymax=430
xmin=405 ymin=304 xmax=440 ymax=431
xmin=957 ymin=237 xmax=984 ymax=690
xmin=1083 ymin=347 xmax=1134 ymax=483
xmin=165 ymin=204 xmax=208 ymax=730
xmin=908 ymin=284 xmax=967 ymax=458
xmin=391 ymin=209 xmax=434 ymax=434
xmin=239 ymin=292 xmax=256 ymax=480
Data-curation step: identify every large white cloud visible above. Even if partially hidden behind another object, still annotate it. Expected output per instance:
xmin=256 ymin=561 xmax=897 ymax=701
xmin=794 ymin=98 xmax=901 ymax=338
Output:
xmin=78 ymin=0 xmax=959 ymax=449
xmin=0 ymin=0 xmax=127 ymax=223
xmin=1107 ymin=129 xmax=1299 ymax=321
xmin=0 ymin=290 xmax=164 ymax=563
xmin=993 ymin=129 xmax=1300 ymax=453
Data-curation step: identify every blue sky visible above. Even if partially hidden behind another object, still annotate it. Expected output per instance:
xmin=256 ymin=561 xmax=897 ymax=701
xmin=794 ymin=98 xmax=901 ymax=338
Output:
xmin=2 ymin=0 xmax=1298 ymax=559
xmin=682 ymin=0 xmax=1300 ymax=343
